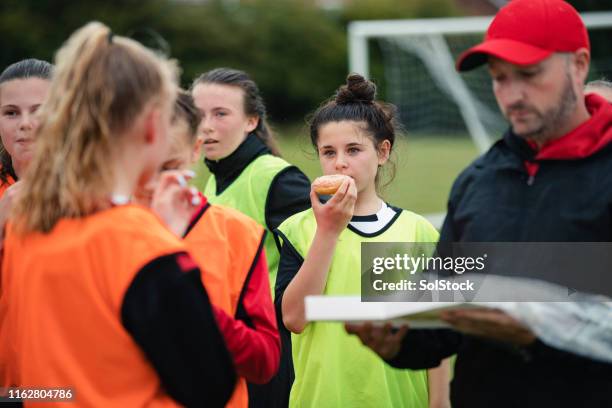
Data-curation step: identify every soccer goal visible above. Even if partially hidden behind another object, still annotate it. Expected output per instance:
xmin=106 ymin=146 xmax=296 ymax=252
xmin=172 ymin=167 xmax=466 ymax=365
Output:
xmin=348 ymin=12 xmax=612 ymax=154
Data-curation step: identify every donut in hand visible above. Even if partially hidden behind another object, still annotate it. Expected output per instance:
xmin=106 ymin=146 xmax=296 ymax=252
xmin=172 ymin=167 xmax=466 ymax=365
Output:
xmin=312 ymin=174 xmax=351 ymax=195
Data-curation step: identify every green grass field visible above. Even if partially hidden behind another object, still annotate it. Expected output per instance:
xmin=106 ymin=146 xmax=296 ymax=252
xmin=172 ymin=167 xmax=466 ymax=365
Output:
xmin=192 ymin=133 xmax=480 ymax=215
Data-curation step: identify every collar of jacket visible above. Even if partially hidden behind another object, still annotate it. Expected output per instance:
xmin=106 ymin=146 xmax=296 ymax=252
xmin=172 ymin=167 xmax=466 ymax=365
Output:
xmin=204 ymin=133 xmax=271 ymax=188
xmin=504 ymin=93 xmax=612 ymax=162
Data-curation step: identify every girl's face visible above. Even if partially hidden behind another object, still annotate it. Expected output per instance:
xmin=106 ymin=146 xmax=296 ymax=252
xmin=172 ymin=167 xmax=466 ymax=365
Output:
xmin=159 ymin=119 xmax=196 ymax=173
xmin=134 ymin=117 xmax=196 ymax=206
xmin=192 ymin=83 xmax=258 ymax=161
xmin=316 ymin=120 xmax=390 ymax=195
xmin=0 ymin=78 xmax=50 ymax=175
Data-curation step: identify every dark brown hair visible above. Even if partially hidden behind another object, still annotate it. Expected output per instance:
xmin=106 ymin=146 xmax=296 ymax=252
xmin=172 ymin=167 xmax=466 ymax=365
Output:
xmin=0 ymin=58 xmax=53 ymax=184
xmin=191 ymin=67 xmax=280 ymax=156
xmin=309 ymin=73 xmax=398 ymax=189
xmin=173 ymin=89 xmax=201 ymax=144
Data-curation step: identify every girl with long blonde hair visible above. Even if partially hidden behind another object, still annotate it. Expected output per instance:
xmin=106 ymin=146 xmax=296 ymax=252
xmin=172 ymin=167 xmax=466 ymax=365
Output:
xmin=0 ymin=22 xmax=235 ymax=407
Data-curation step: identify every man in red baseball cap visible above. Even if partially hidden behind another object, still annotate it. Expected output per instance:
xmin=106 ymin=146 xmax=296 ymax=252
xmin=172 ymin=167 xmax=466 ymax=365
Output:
xmin=456 ymin=0 xmax=589 ymax=71
xmin=347 ymin=1 xmax=612 ymax=406
xmin=456 ymin=0 xmax=593 ymax=149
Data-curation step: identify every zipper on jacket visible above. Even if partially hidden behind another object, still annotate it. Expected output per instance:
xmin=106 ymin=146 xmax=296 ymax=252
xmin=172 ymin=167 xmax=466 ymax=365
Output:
xmin=526 ymin=175 xmax=535 ymax=186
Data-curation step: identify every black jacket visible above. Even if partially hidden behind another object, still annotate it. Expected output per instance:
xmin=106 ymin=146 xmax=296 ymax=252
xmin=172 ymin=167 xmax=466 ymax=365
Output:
xmin=440 ymin=132 xmax=612 ymax=243
xmin=390 ymin=95 xmax=612 ymax=408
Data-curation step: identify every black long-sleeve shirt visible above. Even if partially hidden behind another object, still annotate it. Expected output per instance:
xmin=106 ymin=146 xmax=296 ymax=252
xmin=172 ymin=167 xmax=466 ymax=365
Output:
xmin=122 ymin=253 xmax=236 ymax=408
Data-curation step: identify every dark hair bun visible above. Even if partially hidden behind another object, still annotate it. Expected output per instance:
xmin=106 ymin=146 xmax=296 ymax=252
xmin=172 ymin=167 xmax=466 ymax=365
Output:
xmin=335 ymin=73 xmax=376 ymax=105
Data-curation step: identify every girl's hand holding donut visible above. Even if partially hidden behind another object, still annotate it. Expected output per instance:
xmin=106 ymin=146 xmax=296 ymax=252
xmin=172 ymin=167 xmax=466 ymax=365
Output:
xmin=310 ymin=175 xmax=356 ymax=236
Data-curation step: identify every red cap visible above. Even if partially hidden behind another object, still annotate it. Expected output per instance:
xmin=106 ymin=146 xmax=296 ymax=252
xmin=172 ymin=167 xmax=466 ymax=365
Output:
xmin=456 ymin=0 xmax=590 ymax=72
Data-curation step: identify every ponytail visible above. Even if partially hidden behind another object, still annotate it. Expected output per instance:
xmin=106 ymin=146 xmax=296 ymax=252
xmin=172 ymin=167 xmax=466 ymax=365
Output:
xmin=13 ymin=22 xmax=177 ymax=233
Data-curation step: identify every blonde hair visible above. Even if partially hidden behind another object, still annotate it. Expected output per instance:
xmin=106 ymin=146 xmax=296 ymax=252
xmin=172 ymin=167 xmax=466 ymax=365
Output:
xmin=13 ymin=22 xmax=178 ymax=233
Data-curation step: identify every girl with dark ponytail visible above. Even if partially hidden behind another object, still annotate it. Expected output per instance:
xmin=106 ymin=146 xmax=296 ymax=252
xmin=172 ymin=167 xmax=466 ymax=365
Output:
xmin=0 ymin=59 xmax=53 ymax=248
xmin=0 ymin=58 xmax=53 ymax=191
xmin=275 ymin=74 xmax=451 ymax=407
xmin=192 ymin=67 xmax=310 ymax=408
xmin=191 ymin=68 xmax=311 ymax=299
xmin=134 ymin=90 xmax=281 ymax=408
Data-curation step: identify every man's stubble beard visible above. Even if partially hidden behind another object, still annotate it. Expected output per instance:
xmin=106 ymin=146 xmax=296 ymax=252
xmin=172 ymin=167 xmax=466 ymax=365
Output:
xmin=511 ymin=73 xmax=577 ymax=144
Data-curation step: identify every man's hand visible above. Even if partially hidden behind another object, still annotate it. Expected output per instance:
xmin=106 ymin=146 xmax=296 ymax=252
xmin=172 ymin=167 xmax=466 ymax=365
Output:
xmin=345 ymin=322 xmax=409 ymax=360
xmin=441 ymin=308 xmax=536 ymax=346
